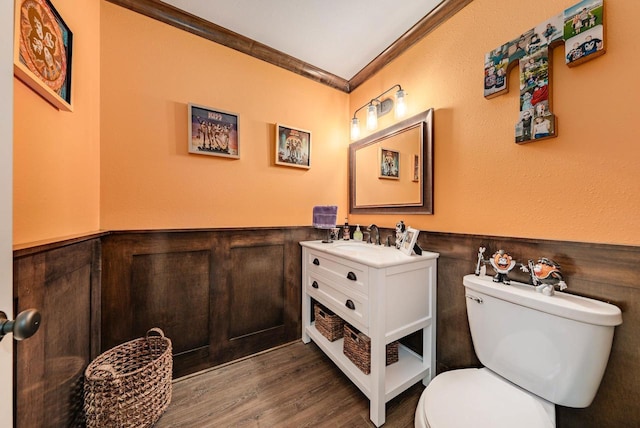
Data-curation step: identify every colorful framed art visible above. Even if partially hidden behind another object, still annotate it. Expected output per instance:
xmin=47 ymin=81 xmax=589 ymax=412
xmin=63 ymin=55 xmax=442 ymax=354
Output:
xmin=379 ymin=148 xmax=399 ymax=180
xmin=275 ymin=124 xmax=311 ymax=169
xmin=14 ymin=0 xmax=73 ymax=111
xmin=188 ymin=103 xmax=240 ymax=159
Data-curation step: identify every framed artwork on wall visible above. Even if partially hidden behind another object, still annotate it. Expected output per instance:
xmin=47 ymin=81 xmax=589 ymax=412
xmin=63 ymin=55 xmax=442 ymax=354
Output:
xmin=275 ymin=124 xmax=311 ymax=169
xmin=14 ymin=0 xmax=73 ymax=111
xmin=379 ymin=148 xmax=399 ymax=180
xmin=188 ymin=103 xmax=240 ymax=158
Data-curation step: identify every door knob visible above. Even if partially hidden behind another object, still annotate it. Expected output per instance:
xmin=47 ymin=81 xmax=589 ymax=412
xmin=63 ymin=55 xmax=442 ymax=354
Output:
xmin=0 ymin=309 xmax=41 ymax=342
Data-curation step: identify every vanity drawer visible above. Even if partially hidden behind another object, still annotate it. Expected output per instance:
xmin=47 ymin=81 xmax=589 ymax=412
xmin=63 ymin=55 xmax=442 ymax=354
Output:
xmin=306 ymin=274 xmax=368 ymax=332
xmin=306 ymin=251 xmax=369 ymax=295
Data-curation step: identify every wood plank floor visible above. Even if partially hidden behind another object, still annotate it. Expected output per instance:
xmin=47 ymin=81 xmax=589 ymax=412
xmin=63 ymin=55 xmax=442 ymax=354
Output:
xmin=156 ymin=341 xmax=424 ymax=427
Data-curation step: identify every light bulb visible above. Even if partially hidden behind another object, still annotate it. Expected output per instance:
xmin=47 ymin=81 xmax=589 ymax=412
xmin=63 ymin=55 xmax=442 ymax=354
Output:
xmin=395 ymin=89 xmax=406 ymax=118
xmin=366 ymin=104 xmax=378 ymax=130
xmin=350 ymin=117 xmax=360 ymax=140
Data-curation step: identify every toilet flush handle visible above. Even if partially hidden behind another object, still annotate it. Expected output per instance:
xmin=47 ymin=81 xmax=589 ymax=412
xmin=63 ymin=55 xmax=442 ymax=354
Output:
xmin=465 ymin=294 xmax=483 ymax=304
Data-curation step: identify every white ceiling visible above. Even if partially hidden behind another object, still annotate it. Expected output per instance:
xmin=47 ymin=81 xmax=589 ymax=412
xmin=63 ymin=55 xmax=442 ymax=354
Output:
xmin=162 ymin=0 xmax=444 ymax=80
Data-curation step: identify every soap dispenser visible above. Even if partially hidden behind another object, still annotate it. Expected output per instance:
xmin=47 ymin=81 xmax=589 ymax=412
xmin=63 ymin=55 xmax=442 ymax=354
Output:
xmin=353 ymin=225 xmax=363 ymax=241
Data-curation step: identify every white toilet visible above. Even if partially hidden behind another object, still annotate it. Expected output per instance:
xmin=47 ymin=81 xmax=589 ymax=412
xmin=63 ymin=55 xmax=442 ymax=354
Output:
xmin=415 ymin=274 xmax=622 ymax=428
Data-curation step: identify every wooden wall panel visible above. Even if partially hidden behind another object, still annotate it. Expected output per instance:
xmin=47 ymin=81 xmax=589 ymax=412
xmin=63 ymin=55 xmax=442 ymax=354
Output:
xmin=14 ymin=227 xmax=637 ymax=427
xmin=229 ymin=244 xmax=284 ymax=338
xmin=212 ymin=232 xmax=288 ymax=363
xmin=211 ymin=231 xmax=272 ymax=362
xmin=413 ymin=230 xmax=640 ymax=428
xmin=101 ymin=232 xmax=218 ymax=377
xmin=101 ymin=227 xmax=321 ymax=378
xmin=14 ymin=237 xmax=101 ymax=428
xmin=131 ymin=250 xmax=211 ymax=353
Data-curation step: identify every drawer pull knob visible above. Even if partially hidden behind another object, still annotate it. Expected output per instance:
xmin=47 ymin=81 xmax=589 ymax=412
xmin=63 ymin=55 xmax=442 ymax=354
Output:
xmin=346 ymin=272 xmax=357 ymax=281
xmin=313 ymin=258 xmax=320 ymax=266
xmin=312 ymin=281 xmax=319 ymax=289
xmin=345 ymin=300 xmax=356 ymax=310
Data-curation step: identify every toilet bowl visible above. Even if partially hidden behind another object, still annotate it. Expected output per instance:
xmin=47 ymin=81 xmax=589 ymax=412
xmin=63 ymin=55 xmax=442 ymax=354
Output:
xmin=415 ymin=274 xmax=622 ymax=428
xmin=414 ymin=368 xmax=554 ymax=428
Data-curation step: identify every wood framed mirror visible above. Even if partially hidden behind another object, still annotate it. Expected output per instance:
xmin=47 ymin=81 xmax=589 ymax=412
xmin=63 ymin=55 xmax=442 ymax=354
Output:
xmin=349 ymin=108 xmax=433 ymax=214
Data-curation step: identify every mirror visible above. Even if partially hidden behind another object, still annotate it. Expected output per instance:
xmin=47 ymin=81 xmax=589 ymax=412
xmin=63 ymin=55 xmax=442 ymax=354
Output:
xmin=349 ymin=108 xmax=433 ymax=214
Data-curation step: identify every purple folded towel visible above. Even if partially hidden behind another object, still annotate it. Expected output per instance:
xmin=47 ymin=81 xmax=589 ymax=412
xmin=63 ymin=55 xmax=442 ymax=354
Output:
xmin=312 ymin=205 xmax=338 ymax=229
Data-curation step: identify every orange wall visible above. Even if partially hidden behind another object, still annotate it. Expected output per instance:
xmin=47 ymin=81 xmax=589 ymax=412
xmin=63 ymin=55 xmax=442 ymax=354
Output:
xmin=99 ymin=2 xmax=349 ymax=230
xmin=13 ymin=0 xmax=101 ymax=245
xmin=14 ymin=0 xmax=640 ymax=247
xmin=350 ymin=0 xmax=640 ymax=246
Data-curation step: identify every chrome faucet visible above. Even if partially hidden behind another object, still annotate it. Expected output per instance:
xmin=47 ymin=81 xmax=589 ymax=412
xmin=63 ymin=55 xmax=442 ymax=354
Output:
xmin=367 ymin=224 xmax=381 ymax=245
xmin=385 ymin=235 xmax=394 ymax=247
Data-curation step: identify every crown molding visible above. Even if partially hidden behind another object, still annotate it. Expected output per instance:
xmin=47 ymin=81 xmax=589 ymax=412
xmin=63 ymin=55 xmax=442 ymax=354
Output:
xmin=106 ymin=0 xmax=473 ymax=93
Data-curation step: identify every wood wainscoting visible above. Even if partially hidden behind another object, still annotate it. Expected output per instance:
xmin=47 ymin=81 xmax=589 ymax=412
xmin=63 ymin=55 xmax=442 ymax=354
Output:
xmin=13 ymin=234 xmax=103 ymax=428
xmin=100 ymin=227 xmax=320 ymax=378
xmin=12 ymin=227 xmax=640 ymax=427
xmin=418 ymin=231 xmax=640 ymax=428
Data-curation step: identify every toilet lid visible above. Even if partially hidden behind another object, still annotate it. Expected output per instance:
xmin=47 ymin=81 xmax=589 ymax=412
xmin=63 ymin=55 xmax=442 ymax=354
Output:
xmin=423 ymin=368 xmax=554 ymax=428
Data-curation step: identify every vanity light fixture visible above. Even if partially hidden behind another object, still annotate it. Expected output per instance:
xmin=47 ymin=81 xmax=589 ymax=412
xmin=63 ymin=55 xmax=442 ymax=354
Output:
xmin=350 ymin=84 xmax=407 ymax=140
xmin=366 ymin=104 xmax=378 ymax=131
xmin=395 ymin=88 xmax=407 ymax=118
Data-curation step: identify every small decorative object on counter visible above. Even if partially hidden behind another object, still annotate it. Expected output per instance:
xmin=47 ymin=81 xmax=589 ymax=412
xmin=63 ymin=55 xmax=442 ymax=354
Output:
xmin=526 ymin=258 xmax=567 ymax=296
xmin=395 ymin=220 xmax=406 ymax=249
xmin=400 ymin=227 xmax=420 ymax=255
xmin=489 ymin=249 xmax=517 ymax=284
xmin=330 ymin=227 xmax=340 ymax=241
xmin=475 ymin=247 xmax=487 ymax=275
xmin=342 ymin=218 xmax=350 ymax=240
xmin=353 ymin=225 xmax=363 ymax=241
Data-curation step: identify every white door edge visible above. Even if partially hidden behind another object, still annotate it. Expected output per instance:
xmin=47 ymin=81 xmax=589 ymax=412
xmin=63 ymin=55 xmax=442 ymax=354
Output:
xmin=1 ymin=0 xmax=15 ymax=425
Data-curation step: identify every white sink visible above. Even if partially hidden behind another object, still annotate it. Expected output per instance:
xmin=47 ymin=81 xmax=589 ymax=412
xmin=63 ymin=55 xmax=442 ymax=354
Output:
xmin=303 ymin=240 xmax=438 ymax=267
xmin=331 ymin=243 xmax=386 ymax=254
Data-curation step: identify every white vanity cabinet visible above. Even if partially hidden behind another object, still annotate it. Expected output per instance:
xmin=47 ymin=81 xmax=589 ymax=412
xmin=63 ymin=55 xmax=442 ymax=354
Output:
xmin=300 ymin=240 xmax=438 ymax=427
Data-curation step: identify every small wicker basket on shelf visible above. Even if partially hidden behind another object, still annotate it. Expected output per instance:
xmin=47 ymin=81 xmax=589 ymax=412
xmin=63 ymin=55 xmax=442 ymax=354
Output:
xmin=314 ymin=302 xmax=345 ymax=342
xmin=83 ymin=328 xmax=172 ymax=428
xmin=343 ymin=323 xmax=399 ymax=375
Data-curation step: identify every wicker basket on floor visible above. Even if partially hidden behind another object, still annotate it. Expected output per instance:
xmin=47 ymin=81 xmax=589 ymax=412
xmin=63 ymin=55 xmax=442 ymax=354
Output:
xmin=84 ymin=328 xmax=172 ymax=428
xmin=343 ymin=323 xmax=399 ymax=375
xmin=314 ymin=302 xmax=345 ymax=341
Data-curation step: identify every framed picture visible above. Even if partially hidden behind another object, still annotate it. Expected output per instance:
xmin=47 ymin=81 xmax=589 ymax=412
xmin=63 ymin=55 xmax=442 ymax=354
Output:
xmin=379 ymin=148 xmax=399 ymax=179
xmin=188 ymin=103 xmax=239 ymax=158
xmin=14 ymin=0 xmax=73 ymax=111
xmin=413 ymin=154 xmax=420 ymax=182
xmin=400 ymin=227 xmax=420 ymax=255
xmin=275 ymin=124 xmax=311 ymax=169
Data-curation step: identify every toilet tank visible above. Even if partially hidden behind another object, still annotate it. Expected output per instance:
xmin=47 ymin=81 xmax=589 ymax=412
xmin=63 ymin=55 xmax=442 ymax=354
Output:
xmin=463 ymin=274 xmax=622 ymax=408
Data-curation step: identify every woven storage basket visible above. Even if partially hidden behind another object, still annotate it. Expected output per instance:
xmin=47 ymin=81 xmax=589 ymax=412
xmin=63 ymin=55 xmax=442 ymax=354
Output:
xmin=84 ymin=328 xmax=172 ymax=428
xmin=314 ymin=302 xmax=344 ymax=341
xmin=343 ymin=323 xmax=399 ymax=375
